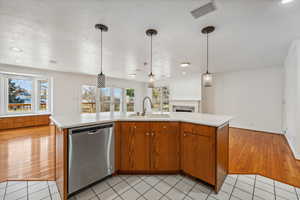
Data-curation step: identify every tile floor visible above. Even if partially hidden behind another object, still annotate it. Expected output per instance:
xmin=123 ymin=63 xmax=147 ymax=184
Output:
xmin=69 ymin=174 xmax=300 ymax=200
xmin=1 ymin=174 xmax=300 ymax=200
xmin=0 ymin=180 xmax=60 ymax=200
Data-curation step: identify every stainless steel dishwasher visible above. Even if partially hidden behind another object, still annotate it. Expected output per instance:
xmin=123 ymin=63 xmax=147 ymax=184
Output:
xmin=68 ymin=123 xmax=114 ymax=195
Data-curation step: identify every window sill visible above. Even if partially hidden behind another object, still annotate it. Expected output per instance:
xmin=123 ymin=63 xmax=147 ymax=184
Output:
xmin=0 ymin=112 xmax=51 ymax=118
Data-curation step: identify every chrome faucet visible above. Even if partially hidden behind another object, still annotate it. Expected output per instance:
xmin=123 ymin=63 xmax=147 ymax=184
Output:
xmin=142 ymin=96 xmax=153 ymax=116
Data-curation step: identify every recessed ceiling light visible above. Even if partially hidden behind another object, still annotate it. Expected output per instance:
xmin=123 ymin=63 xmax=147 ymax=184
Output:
xmin=182 ymin=71 xmax=187 ymax=75
xmin=128 ymin=73 xmax=136 ymax=78
xmin=10 ymin=47 xmax=23 ymax=53
xmin=15 ymin=59 xmax=21 ymax=63
xmin=180 ymin=62 xmax=191 ymax=68
xmin=281 ymin=0 xmax=294 ymax=4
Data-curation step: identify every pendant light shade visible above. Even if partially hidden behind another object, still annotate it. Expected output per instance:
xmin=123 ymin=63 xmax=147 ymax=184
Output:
xmin=148 ymin=72 xmax=155 ymax=88
xmin=95 ymin=24 xmax=108 ymax=88
xmin=146 ymin=29 xmax=158 ymax=88
xmin=97 ymin=72 xmax=105 ymax=88
xmin=202 ymin=26 xmax=215 ymax=87
xmin=203 ymin=73 xmax=213 ymax=87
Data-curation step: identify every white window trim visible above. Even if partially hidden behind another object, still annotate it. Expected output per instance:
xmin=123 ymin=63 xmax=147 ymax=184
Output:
xmin=36 ymin=78 xmax=52 ymax=113
xmin=0 ymin=72 xmax=52 ymax=116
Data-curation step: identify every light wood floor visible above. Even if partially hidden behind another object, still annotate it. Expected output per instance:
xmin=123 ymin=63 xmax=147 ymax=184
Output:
xmin=229 ymin=127 xmax=300 ymax=188
xmin=0 ymin=126 xmax=299 ymax=187
xmin=0 ymin=125 xmax=55 ymax=182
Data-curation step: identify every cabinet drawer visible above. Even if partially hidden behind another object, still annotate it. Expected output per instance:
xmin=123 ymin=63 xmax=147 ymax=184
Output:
xmin=182 ymin=123 xmax=215 ymax=137
xmin=193 ymin=125 xmax=215 ymax=137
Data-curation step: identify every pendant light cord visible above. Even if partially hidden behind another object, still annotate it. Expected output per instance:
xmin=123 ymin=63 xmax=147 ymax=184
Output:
xmin=100 ymin=29 xmax=103 ymax=74
xmin=206 ymin=33 xmax=209 ymax=74
xmin=150 ymin=34 xmax=153 ymax=75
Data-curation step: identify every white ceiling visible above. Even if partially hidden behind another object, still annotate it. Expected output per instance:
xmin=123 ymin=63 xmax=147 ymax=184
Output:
xmin=0 ymin=0 xmax=299 ymax=82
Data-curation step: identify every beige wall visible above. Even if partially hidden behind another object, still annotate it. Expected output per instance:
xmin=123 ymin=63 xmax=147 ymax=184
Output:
xmin=202 ymin=66 xmax=284 ymax=134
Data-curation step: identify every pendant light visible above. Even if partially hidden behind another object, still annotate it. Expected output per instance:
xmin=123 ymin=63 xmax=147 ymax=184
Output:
xmin=202 ymin=26 xmax=215 ymax=87
xmin=146 ymin=29 xmax=158 ymax=88
xmin=95 ymin=24 xmax=108 ymax=88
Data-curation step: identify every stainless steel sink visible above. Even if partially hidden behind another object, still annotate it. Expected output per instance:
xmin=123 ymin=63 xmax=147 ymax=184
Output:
xmin=128 ymin=113 xmax=170 ymax=118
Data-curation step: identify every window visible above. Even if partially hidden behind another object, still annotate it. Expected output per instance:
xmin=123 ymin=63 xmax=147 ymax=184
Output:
xmin=151 ymin=87 xmax=170 ymax=112
xmin=0 ymin=73 xmax=52 ymax=115
xmin=125 ymin=88 xmax=135 ymax=112
xmin=161 ymin=87 xmax=170 ymax=112
xmin=152 ymin=88 xmax=161 ymax=112
xmin=38 ymin=80 xmax=49 ymax=112
xmin=100 ymin=88 xmax=111 ymax=112
xmin=113 ymin=88 xmax=123 ymax=113
xmin=8 ymin=78 xmax=33 ymax=113
xmin=99 ymin=87 xmax=130 ymax=114
xmin=81 ymin=85 xmax=96 ymax=113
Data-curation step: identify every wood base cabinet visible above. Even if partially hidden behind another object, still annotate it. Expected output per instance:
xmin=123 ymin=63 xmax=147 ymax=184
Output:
xmin=151 ymin=122 xmax=180 ymax=172
xmin=119 ymin=122 xmax=151 ymax=171
xmin=116 ymin=122 xmax=180 ymax=173
xmin=181 ymin=123 xmax=216 ymax=185
xmin=181 ymin=122 xmax=229 ymax=192
xmin=116 ymin=121 xmax=228 ymax=192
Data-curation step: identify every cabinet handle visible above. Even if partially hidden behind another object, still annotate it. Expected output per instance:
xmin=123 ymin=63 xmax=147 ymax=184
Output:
xmin=163 ymin=126 xmax=167 ymax=129
xmin=146 ymin=132 xmax=150 ymax=136
xmin=134 ymin=126 xmax=137 ymax=129
xmin=183 ymin=133 xmax=186 ymax=137
xmin=151 ymin=132 xmax=155 ymax=136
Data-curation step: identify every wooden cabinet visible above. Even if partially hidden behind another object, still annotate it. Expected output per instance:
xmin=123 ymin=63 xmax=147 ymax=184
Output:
xmin=116 ymin=121 xmax=228 ymax=193
xmin=118 ymin=122 xmax=180 ymax=172
xmin=0 ymin=115 xmax=50 ymax=130
xmin=120 ymin=122 xmax=151 ymax=171
xmin=181 ymin=123 xmax=215 ymax=185
xmin=151 ymin=122 xmax=180 ymax=172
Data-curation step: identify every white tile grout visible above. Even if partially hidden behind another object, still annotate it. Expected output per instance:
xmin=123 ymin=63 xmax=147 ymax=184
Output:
xmin=1 ymin=174 xmax=299 ymax=200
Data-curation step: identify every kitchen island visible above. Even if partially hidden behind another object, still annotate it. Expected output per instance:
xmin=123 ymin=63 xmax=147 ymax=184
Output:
xmin=51 ymin=112 xmax=232 ymax=200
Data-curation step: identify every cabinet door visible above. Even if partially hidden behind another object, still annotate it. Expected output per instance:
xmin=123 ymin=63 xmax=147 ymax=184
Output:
xmin=151 ymin=122 xmax=180 ymax=171
xmin=120 ymin=122 xmax=151 ymax=171
xmin=193 ymin=134 xmax=215 ymax=185
xmin=181 ymin=132 xmax=197 ymax=175
xmin=181 ymin=123 xmax=215 ymax=185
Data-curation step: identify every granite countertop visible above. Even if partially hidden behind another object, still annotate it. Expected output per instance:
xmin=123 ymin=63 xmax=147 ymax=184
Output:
xmin=51 ymin=112 xmax=232 ymax=129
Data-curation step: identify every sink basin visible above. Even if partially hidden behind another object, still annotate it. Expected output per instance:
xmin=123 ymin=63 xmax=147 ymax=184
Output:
xmin=128 ymin=113 xmax=170 ymax=118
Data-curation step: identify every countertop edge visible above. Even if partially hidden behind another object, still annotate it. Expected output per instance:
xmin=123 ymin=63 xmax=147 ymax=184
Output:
xmin=50 ymin=116 xmax=231 ymax=129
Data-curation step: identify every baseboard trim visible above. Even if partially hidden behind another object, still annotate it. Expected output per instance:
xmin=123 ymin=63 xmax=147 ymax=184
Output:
xmin=229 ymin=126 xmax=282 ymax=135
xmin=283 ymin=135 xmax=300 ymax=161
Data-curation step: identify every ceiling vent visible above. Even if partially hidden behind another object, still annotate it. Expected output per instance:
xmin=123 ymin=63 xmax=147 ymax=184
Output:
xmin=190 ymin=0 xmax=216 ymax=19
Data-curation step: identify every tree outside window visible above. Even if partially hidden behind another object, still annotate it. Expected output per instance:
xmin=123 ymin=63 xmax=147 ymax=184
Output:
xmin=8 ymin=78 xmax=33 ymax=112
xmin=126 ymin=88 xmax=135 ymax=112
xmin=81 ymin=85 xmax=96 ymax=113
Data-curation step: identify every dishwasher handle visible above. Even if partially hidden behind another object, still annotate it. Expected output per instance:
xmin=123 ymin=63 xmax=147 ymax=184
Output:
xmin=87 ymin=130 xmax=98 ymax=135
xmin=70 ymin=123 xmax=113 ymax=135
